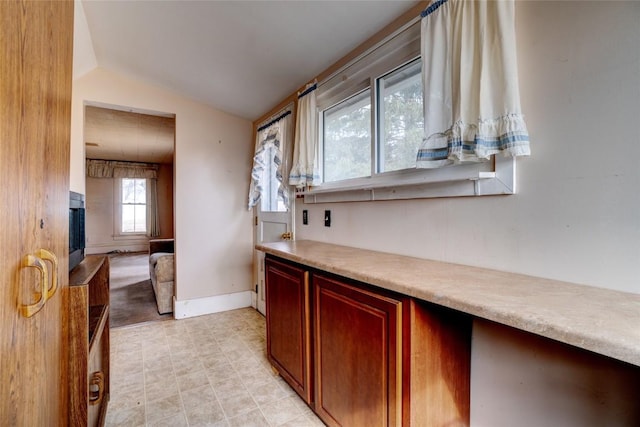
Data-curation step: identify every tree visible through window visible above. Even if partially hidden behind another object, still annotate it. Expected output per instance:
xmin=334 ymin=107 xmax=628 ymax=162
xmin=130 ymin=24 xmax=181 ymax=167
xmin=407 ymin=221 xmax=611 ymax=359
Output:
xmin=321 ymin=58 xmax=424 ymax=183
xmin=378 ymin=59 xmax=424 ymax=173
xmin=121 ymin=178 xmax=146 ymax=233
xmin=323 ymin=89 xmax=372 ymax=182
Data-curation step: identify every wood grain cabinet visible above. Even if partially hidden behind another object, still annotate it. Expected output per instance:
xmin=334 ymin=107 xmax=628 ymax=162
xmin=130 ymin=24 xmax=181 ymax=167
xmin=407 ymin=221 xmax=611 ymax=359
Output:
xmin=69 ymin=256 xmax=111 ymax=427
xmin=265 ymin=257 xmax=313 ymax=404
xmin=314 ymin=273 xmax=403 ymax=427
xmin=1 ymin=1 xmax=73 ymax=424
xmin=265 ymin=255 xmax=472 ymax=427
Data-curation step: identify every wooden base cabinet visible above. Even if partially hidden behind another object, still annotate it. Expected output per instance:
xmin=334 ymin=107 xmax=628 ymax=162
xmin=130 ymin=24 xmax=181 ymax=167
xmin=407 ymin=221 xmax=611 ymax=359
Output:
xmin=69 ymin=256 xmax=111 ymax=427
xmin=265 ymin=256 xmax=471 ymax=426
xmin=314 ymin=273 xmax=402 ymax=427
xmin=265 ymin=258 xmax=313 ymax=404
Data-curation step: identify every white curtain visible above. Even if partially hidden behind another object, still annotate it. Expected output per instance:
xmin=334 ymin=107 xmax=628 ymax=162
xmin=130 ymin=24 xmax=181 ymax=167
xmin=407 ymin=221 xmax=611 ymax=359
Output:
xmin=146 ymin=178 xmax=160 ymax=237
xmin=289 ymin=82 xmax=320 ymax=187
xmin=247 ymin=112 xmax=292 ymax=210
xmin=417 ymin=0 xmax=530 ymax=168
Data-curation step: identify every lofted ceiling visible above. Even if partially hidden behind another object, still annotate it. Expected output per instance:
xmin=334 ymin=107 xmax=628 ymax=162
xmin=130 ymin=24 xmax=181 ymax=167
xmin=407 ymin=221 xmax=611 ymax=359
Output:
xmin=79 ymin=0 xmax=420 ymax=121
xmin=77 ymin=0 xmax=420 ymax=164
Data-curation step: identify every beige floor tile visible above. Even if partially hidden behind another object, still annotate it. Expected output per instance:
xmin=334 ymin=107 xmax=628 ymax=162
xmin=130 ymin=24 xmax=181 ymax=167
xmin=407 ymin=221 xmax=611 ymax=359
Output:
xmin=145 ymin=394 xmax=183 ymax=424
xmin=172 ymin=357 xmax=205 ymax=377
xmin=104 ymin=405 xmax=145 ymax=427
xmin=217 ymin=389 xmax=258 ymax=418
xmin=249 ymin=378 xmax=290 ymax=406
xmin=146 ymin=411 xmax=189 ymax=427
xmin=205 ymin=361 xmax=237 ymax=383
xmin=226 ymin=408 xmax=270 ymax=427
xmin=279 ymin=414 xmax=326 ymax=427
xmin=105 ymin=308 xmax=329 ymax=426
xmin=108 ymin=380 xmax=146 ymax=412
xmin=260 ymin=396 xmax=304 ymax=426
xmin=209 ymin=373 xmax=247 ymax=398
xmin=176 ymin=369 xmax=210 ymax=392
xmin=145 ymin=370 xmax=179 ymax=402
xmin=144 ymin=354 xmax=173 ymax=373
xmin=111 ymin=355 xmax=144 ymax=378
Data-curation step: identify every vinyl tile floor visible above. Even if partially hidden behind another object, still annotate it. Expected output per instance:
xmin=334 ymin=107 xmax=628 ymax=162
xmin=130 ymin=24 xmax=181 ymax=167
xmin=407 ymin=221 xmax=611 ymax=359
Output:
xmin=105 ymin=308 xmax=325 ymax=427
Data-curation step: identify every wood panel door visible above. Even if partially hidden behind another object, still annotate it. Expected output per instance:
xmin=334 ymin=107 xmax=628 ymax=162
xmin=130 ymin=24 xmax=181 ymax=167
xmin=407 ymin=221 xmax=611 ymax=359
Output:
xmin=265 ymin=257 xmax=312 ymax=404
xmin=314 ymin=273 xmax=402 ymax=427
xmin=0 ymin=1 xmax=73 ymax=425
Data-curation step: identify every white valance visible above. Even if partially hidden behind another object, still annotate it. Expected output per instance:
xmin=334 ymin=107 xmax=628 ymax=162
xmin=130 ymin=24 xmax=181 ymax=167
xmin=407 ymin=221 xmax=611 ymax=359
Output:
xmin=417 ymin=0 xmax=530 ymax=168
xmin=289 ymin=82 xmax=320 ymax=188
xmin=86 ymin=159 xmax=159 ymax=179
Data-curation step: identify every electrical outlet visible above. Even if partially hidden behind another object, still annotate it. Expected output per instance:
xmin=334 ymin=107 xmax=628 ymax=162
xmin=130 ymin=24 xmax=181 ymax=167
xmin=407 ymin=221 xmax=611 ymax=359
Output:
xmin=303 ymin=210 xmax=308 ymax=225
xmin=324 ymin=210 xmax=331 ymax=227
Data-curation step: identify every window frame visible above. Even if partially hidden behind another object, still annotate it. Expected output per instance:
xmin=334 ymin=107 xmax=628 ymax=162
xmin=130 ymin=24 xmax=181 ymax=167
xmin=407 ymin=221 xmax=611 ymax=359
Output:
xmin=116 ymin=178 xmax=147 ymax=236
xmin=302 ymin=20 xmax=518 ymax=203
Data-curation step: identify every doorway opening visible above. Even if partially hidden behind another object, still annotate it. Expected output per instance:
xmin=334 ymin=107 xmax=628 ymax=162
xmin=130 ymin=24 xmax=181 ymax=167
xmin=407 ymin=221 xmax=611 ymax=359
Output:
xmin=83 ymin=103 xmax=176 ymax=327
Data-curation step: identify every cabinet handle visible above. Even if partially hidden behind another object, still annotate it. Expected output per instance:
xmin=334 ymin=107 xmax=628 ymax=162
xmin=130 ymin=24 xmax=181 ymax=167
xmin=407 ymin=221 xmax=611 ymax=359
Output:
xmin=37 ymin=249 xmax=58 ymax=299
xmin=20 ymin=254 xmax=48 ymax=317
xmin=89 ymin=371 xmax=105 ymax=406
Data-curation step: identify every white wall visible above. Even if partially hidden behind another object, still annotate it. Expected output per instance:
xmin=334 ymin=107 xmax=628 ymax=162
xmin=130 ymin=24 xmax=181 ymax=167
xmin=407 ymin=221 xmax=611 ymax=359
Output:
xmin=70 ymin=68 xmax=254 ymax=307
xmin=293 ymin=2 xmax=640 ymax=425
xmin=296 ymin=0 xmax=640 ymax=296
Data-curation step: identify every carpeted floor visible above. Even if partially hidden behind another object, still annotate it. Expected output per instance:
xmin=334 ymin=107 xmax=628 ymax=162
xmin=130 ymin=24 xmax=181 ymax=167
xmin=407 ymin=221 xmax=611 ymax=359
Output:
xmin=109 ymin=253 xmax=172 ymax=328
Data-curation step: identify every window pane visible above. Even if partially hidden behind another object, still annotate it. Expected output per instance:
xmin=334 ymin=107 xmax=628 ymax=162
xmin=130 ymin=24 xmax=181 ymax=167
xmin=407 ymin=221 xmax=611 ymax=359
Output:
xmin=122 ymin=179 xmax=135 ymax=203
xmin=121 ymin=178 xmax=147 ymax=233
xmin=378 ymin=59 xmax=424 ymax=173
xmin=134 ymin=179 xmax=146 ymax=204
xmin=323 ymin=89 xmax=371 ymax=182
xmin=134 ymin=204 xmax=146 ymax=232
xmin=259 ymin=145 xmax=287 ymax=212
xmin=121 ymin=204 xmax=135 ymax=232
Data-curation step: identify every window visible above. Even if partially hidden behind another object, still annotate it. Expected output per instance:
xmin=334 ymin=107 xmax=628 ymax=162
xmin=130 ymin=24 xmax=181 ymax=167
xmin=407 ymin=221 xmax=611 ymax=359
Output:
xmin=120 ymin=178 xmax=146 ymax=233
xmin=377 ymin=59 xmax=423 ymax=173
xmin=321 ymin=58 xmax=423 ymax=183
xmin=323 ymin=89 xmax=372 ymax=182
xmin=260 ymin=144 xmax=287 ymax=213
xmin=304 ymin=19 xmax=516 ymax=203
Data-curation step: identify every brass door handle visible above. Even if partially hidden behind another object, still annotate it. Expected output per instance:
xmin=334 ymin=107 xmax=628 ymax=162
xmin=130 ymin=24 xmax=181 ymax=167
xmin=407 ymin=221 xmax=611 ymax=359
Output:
xmin=89 ymin=371 xmax=105 ymax=406
xmin=37 ymin=249 xmax=58 ymax=299
xmin=20 ymin=254 xmax=48 ymax=317
xmin=281 ymin=231 xmax=292 ymax=240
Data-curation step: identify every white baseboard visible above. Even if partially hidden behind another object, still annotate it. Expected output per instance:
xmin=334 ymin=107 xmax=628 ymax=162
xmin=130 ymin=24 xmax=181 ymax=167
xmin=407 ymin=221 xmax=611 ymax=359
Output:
xmin=173 ymin=291 xmax=253 ymax=319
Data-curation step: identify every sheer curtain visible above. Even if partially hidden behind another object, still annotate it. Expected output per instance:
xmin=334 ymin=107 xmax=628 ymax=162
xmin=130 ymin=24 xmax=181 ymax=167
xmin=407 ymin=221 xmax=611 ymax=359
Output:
xmin=248 ymin=111 xmax=292 ymax=210
xmin=417 ymin=0 xmax=530 ymax=168
xmin=289 ymin=82 xmax=320 ymax=188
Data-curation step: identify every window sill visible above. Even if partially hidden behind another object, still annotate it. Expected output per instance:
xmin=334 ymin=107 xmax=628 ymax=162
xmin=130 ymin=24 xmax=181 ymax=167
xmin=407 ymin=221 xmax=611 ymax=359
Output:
xmin=113 ymin=234 xmax=148 ymax=241
xmin=301 ymin=156 xmax=516 ymax=203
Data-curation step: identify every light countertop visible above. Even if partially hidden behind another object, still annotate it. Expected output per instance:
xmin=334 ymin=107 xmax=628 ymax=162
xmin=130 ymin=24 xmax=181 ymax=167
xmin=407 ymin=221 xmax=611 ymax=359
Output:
xmin=257 ymin=240 xmax=640 ymax=367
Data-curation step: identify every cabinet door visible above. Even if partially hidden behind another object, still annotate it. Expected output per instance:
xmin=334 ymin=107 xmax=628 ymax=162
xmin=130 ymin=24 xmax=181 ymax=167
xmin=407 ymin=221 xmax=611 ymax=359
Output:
xmin=314 ymin=273 xmax=402 ymax=427
xmin=265 ymin=258 xmax=312 ymax=403
xmin=0 ymin=0 xmax=73 ymax=425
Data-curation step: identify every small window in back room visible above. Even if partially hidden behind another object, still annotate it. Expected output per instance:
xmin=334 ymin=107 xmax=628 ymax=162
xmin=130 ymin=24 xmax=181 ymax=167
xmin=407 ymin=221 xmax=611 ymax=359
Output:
xmin=121 ymin=178 xmax=146 ymax=233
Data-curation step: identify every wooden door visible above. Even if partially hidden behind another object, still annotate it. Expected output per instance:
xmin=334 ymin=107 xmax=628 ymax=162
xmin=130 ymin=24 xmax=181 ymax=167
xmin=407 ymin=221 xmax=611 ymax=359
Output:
xmin=0 ymin=1 xmax=73 ymax=425
xmin=265 ymin=257 xmax=312 ymax=404
xmin=314 ymin=273 xmax=402 ymax=427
